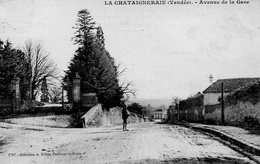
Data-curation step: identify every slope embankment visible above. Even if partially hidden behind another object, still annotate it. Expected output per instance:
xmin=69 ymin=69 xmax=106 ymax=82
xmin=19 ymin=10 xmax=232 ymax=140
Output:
xmin=81 ymin=104 xmax=148 ymax=127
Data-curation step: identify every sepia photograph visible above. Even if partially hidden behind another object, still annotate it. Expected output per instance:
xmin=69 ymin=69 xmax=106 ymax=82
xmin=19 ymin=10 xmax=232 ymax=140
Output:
xmin=0 ymin=0 xmax=260 ymax=163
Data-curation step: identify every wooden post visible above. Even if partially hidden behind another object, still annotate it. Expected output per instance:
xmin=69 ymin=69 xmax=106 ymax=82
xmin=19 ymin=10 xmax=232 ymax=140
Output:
xmin=29 ymin=77 xmax=33 ymax=109
xmin=221 ymin=82 xmax=225 ymax=125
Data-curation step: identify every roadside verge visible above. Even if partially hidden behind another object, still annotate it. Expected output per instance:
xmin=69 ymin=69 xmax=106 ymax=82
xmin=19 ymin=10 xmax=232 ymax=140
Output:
xmin=176 ymin=122 xmax=260 ymax=163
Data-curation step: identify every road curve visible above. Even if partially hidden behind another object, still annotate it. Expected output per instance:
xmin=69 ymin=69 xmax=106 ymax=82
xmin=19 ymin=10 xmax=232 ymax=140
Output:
xmin=0 ymin=122 xmax=256 ymax=164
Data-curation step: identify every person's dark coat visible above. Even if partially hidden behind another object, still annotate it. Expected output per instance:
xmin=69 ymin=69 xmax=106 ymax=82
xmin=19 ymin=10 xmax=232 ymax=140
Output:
xmin=122 ymin=108 xmax=129 ymax=120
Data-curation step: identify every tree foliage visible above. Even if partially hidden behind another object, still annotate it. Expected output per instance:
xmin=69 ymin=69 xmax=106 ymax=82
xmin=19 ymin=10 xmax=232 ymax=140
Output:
xmin=49 ymin=86 xmax=62 ymax=103
xmin=171 ymin=96 xmax=181 ymax=106
xmin=179 ymin=93 xmax=203 ymax=110
xmin=23 ymin=40 xmax=58 ymax=100
xmin=0 ymin=39 xmax=30 ymax=99
xmin=224 ymin=81 xmax=260 ymax=105
xmin=65 ymin=9 xmax=134 ymax=109
xmin=127 ymin=102 xmax=144 ymax=115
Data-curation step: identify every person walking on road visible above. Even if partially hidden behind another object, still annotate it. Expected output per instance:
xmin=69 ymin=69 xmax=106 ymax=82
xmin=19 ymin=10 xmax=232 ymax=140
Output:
xmin=122 ymin=105 xmax=130 ymax=131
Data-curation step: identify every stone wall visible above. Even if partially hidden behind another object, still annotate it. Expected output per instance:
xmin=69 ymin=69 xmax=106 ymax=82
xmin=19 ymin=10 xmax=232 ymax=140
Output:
xmin=204 ymin=93 xmax=229 ymax=106
xmin=204 ymin=102 xmax=260 ymax=125
xmin=177 ymin=94 xmax=203 ymax=123
xmin=81 ymin=104 xmax=103 ymax=127
xmin=204 ymin=104 xmax=222 ymax=124
xmin=179 ymin=106 xmax=203 ymax=123
xmin=225 ymin=102 xmax=260 ymax=126
xmin=81 ymin=104 xmax=148 ymax=127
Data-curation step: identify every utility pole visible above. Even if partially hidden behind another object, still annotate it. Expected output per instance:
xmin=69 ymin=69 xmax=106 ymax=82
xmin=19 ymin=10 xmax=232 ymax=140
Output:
xmin=29 ymin=77 xmax=33 ymax=109
xmin=221 ymin=82 xmax=225 ymax=125
xmin=177 ymin=103 xmax=180 ymax=122
xmin=62 ymin=85 xmax=64 ymax=109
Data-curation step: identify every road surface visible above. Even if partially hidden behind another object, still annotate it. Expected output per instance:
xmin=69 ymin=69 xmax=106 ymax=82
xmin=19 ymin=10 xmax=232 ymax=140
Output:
xmin=0 ymin=122 xmax=256 ymax=163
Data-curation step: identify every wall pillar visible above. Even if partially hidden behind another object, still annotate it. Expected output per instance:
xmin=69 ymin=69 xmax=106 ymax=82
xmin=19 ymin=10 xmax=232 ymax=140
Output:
xmin=73 ymin=73 xmax=81 ymax=109
xmin=12 ymin=77 xmax=20 ymax=112
xmin=40 ymin=77 xmax=49 ymax=102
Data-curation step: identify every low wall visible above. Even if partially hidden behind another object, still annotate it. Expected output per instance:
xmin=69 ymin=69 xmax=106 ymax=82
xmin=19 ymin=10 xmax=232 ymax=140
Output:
xmin=81 ymin=104 xmax=148 ymax=127
xmin=179 ymin=106 xmax=203 ymax=123
xmin=81 ymin=104 xmax=103 ymax=127
xmin=178 ymin=94 xmax=203 ymax=123
xmin=204 ymin=104 xmax=222 ymax=124
xmin=187 ymin=106 xmax=203 ymax=122
xmin=205 ymin=102 xmax=260 ymax=125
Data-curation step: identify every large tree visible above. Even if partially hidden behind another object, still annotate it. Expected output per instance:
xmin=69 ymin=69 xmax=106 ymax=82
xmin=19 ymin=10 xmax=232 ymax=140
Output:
xmin=23 ymin=41 xmax=58 ymax=100
xmin=65 ymin=9 xmax=133 ymax=109
xmin=49 ymin=86 xmax=62 ymax=103
xmin=127 ymin=102 xmax=144 ymax=115
xmin=0 ymin=39 xmax=30 ymax=99
xmin=171 ymin=96 xmax=181 ymax=106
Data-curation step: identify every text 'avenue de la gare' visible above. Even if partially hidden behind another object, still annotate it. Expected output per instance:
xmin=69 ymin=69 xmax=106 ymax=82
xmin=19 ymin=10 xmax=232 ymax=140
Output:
xmin=104 ymin=0 xmax=250 ymax=5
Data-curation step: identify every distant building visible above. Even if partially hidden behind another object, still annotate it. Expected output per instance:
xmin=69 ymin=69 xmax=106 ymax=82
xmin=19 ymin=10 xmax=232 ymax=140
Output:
xmin=153 ymin=108 xmax=168 ymax=119
xmin=153 ymin=109 xmax=163 ymax=119
xmin=203 ymin=78 xmax=260 ymax=106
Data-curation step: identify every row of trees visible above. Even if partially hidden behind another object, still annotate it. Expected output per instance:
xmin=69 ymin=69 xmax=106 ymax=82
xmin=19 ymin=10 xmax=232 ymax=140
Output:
xmin=1 ymin=9 xmax=135 ymax=110
xmin=0 ymin=39 xmax=58 ymax=102
xmin=65 ymin=9 xmax=134 ymax=109
xmin=127 ymin=102 xmax=154 ymax=116
xmin=0 ymin=40 xmax=30 ymax=98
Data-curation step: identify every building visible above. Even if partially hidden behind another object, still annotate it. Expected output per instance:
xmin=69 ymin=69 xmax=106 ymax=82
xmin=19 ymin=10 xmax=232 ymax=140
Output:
xmin=203 ymin=77 xmax=260 ymax=123
xmin=203 ymin=78 xmax=260 ymax=106
xmin=153 ymin=108 xmax=168 ymax=119
xmin=153 ymin=109 xmax=163 ymax=119
xmin=169 ymin=77 xmax=260 ymax=124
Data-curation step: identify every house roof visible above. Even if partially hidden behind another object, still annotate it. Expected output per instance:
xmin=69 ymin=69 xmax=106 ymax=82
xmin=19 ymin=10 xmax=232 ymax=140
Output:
xmin=203 ymin=78 xmax=260 ymax=93
xmin=155 ymin=109 xmax=163 ymax=112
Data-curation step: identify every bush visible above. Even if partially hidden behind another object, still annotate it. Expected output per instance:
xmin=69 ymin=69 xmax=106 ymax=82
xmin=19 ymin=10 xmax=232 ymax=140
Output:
xmin=225 ymin=101 xmax=260 ymax=126
xmin=127 ymin=102 xmax=144 ymax=115
xmin=0 ymin=107 xmax=13 ymax=116
xmin=243 ymin=116 xmax=260 ymax=128
xmin=225 ymin=81 xmax=260 ymax=104
xmin=180 ymin=93 xmax=203 ymax=110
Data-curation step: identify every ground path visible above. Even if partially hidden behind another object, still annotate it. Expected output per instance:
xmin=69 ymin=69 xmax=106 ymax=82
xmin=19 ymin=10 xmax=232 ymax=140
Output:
xmin=0 ymin=122 xmax=256 ymax=163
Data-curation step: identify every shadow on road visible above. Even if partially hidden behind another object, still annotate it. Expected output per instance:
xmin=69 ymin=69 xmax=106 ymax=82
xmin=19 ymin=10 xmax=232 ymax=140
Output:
xmin=0 ymin=138 xmax=7 ymax=154
xmin=153 ymin=121 xmax=168 ymax=125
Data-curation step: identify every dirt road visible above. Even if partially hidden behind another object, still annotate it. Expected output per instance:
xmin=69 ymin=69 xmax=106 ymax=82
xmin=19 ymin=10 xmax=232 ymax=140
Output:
xmin=0 ymin=122 xmax=256 ymax=163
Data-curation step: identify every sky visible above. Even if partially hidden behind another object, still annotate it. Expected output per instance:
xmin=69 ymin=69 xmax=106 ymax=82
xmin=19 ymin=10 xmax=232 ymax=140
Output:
xmin=0 ymin=0 xmax=260 ymax=100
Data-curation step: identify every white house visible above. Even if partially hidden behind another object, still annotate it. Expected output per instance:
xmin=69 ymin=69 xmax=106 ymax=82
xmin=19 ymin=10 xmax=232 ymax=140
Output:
xmin=153 ymin=109 xmax=163 ymax=119
xmin=153 ymin=108 xmax=168 ymax=120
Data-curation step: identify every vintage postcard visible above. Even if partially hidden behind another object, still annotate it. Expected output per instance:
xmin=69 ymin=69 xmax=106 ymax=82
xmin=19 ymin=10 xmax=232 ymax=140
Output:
xmin=0 ymin=0 xmax=259 ymax=163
